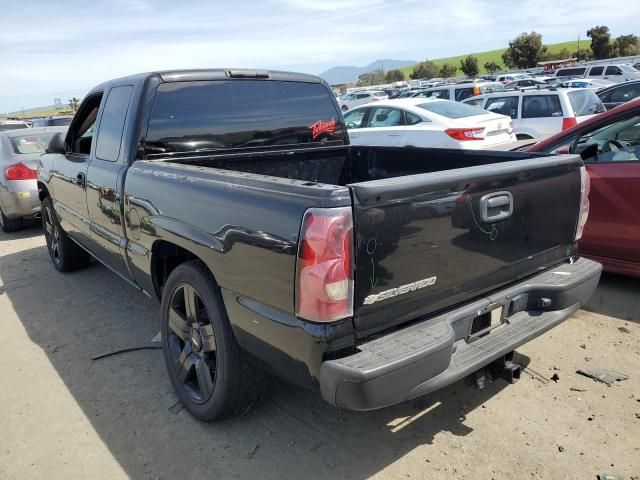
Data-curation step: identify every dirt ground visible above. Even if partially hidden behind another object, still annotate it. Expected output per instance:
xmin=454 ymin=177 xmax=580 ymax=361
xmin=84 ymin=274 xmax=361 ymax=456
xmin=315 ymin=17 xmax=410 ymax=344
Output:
xmin=1 ymin=223 xmax=639 ymax=480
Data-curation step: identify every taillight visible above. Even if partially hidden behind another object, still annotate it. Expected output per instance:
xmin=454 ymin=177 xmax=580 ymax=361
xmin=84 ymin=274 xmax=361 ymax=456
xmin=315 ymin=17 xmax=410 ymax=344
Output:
xmin=473 ymin=86 xmax=480 ymax=96
xmin=445 ymin=127 xmax=485 ymax=141
xmin=562 ymin=117 xmax=577 ymax=130
xmin=4 ymin=162 xmax=37 ymax=181
xmin=296 ymin=207 xmax=353 ymax=322
xmin=575 ymin=166 xmax=590 ymax=241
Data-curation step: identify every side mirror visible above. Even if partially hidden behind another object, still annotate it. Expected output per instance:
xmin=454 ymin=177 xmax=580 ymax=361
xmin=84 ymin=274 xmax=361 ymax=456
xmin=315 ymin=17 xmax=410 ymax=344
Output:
xmin=46 ymin=132 xmax=66 ymax=154
xmin=557 ymin=145 xmax=570 ymax=154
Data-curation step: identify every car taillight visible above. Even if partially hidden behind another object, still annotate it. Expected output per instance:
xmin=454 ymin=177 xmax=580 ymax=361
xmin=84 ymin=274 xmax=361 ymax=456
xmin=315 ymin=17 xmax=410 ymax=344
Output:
xmin=562 ymin=117 xmax=577 ymax=130
xmin=296 ymin=207 xmax=353 ymax=322
xmin=445 ymin=127 xmax=485 ymax=141
xmin=4 ymin=162 xmax=37 ymax=180
xmin=473 ymin=86 xmax=480 ymax=96
xmin=575 ymin=166 xmax=590 ymax=241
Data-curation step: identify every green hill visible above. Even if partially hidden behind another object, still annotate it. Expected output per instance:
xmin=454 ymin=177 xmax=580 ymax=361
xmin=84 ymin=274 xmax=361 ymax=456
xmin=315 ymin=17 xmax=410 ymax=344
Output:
xmin=400 ymin=39 xmax=592 ymax=77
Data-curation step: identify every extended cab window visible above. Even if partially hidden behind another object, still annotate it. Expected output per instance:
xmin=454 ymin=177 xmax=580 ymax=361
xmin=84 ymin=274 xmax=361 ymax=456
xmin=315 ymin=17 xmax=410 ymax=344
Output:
xmin=589 ymin=66 xmax=604 ymax=76
xmin=574 ymin=114 xmax=640 ymax=163
xmin=146 ymin=80 xmax=344 ymax=155
xmin=521 ymin=95 xmax=562 ymax=118
xmin=96 ymin=86 xmax=133 ymax=161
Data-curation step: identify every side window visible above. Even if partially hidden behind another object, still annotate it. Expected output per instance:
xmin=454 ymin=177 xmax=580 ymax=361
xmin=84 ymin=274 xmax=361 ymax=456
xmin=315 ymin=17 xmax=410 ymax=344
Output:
xmin=95 ymin=86 xmax=133 ymax=162
xmin=590 ymin=66 xmax=604 ymax=76
xmin=404 ymin=111 xmax=423 ymax=125
xmin=610 ymin=84 xmax=640 ymax=103
xmin=67 ymin=92 xmax=104 ymax=155
xmin=605 ymin=66 xmax=622 ymax=76
xmin=521 ymin=95 xmax=562 ymax=118
xmin=343 ymin=109 xmax=367 ymax=129
xmin=429 ymin=89 xmax=450 ymax=100
xmin=367 ymin=107 xmax=403 ymax=128
xmin=454 ymin=88 xmax=474 ymax=101
xmin=485 ymin=96 xmax=519 ymax=118
xmin=574 ymin=114 xmax=640 ymax=163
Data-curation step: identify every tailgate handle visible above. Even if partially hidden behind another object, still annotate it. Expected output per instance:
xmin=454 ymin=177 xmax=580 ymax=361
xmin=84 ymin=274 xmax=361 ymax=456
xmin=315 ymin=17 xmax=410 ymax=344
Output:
xmin=480 ymin=191 xmax=513 ymax=222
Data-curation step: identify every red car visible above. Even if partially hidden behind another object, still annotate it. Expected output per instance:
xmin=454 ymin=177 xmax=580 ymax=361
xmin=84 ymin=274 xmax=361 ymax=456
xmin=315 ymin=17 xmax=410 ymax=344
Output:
xmin=529 ymin=97 xmax=640 ymax=277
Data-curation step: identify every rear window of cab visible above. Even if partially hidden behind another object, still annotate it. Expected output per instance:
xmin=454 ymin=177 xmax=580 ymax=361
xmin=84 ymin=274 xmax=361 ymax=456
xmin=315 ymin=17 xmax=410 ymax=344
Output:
xmin=145 ymin=80 xmax=345 ymax=155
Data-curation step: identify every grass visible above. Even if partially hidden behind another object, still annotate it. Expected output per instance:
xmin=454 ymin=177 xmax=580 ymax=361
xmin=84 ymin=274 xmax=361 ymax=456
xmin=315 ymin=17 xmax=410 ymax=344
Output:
xmin=400 ymin=39 xmax=592 ymax=77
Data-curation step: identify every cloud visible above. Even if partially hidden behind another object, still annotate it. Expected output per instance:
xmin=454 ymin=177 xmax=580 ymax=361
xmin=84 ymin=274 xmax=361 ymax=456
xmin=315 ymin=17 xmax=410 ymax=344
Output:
xmin=1 ymin=0 xmax=638 ymax=111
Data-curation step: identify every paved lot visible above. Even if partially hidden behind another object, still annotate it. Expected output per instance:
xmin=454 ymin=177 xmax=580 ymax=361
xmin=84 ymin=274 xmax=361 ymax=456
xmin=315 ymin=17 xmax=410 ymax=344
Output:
xmin=1 ymin=223 xmax=639 ymax=480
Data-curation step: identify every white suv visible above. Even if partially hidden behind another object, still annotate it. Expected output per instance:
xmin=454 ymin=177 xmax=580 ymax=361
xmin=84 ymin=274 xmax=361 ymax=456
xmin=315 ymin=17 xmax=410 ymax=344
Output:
xmin=463 ymin=88 xmax=605 ymax=140
xmin=340 ymin=91 xmax=387 ymax=111
xmin=553 ymin=64 xmax=640 ymax=83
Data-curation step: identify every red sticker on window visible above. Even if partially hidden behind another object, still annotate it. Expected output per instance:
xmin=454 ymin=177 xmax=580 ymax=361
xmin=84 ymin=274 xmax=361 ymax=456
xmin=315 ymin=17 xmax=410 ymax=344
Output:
xmin=308 ymin=119 xmax=337 ymax=140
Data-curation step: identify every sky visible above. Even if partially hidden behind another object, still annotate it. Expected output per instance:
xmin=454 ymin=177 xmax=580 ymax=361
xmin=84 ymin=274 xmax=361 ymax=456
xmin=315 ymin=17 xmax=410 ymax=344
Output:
xmin=1 ymin=0 xmax=638 ymax=112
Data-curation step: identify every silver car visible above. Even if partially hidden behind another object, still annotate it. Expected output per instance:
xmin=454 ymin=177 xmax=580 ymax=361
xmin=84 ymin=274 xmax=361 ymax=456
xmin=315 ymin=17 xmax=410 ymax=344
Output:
xmin=0 ymin=127 xmax=67 ymax=232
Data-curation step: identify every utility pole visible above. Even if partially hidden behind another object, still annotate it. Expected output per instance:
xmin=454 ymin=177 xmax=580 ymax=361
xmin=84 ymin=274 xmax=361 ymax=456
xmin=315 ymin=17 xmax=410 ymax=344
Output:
xmin=577 ymin=34 xmax=580 ymax=61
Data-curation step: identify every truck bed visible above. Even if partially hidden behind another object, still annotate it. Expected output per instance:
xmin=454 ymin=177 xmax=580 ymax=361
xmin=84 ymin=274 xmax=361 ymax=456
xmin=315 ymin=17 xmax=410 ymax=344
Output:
xmin=162 ymin=146 xmax=582 ymax=338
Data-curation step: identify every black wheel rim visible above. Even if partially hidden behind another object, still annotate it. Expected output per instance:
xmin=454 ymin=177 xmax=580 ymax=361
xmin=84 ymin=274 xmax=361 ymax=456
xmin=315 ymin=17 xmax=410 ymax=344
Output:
xmin=167 ymin=283 xmax=217 ymax=404
xmin=43 ymin=206 xmax=61 ymax=266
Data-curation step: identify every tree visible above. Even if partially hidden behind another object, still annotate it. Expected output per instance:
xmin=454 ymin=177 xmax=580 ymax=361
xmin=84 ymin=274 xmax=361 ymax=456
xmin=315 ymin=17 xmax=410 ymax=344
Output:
xmin=612 ymin=34 xmax=639 ymax=57
xmin=587 ymin=26 xmax=611 ymax=59
xmin=502 ymin=31 xmax=547 ymax=69
xmin=484 ymin=61 xmax=501 ymax=74
xmin=68 ymin=97 xmax=80 ymax=112
xmin=356 ymin=69 xmax=385 ymax=87
xmin=439 ymin=63 xmax=457 ymax=78
xmin=385 ymin=69 xmax=405 ymax=83
xmin=409 ymin=60 xmax=439 ymax=79
xmin=573 ymin=48 xmax=594 ymax=62
xmin=460 ymin=55 xmax=479 ymax=78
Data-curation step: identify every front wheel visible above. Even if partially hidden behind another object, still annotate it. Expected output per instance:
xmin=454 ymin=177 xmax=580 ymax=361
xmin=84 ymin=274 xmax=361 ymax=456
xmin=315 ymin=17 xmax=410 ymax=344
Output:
xmin=42 ymin=197 xmax=91 ymax=272
xmin=161 ymin=260 xmax=267 ymax=421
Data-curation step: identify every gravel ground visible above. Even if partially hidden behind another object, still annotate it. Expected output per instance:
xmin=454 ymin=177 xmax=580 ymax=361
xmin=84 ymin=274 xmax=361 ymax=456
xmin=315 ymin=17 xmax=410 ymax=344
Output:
xmin=1 ymin=223 xmax=639 ymax=480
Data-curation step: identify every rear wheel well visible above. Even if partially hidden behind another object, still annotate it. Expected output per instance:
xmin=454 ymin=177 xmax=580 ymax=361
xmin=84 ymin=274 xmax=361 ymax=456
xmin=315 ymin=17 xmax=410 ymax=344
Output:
xmin=516 ymin=133 xmax=534 ymax=140
xmin=151 ymin=240 xmax=200 ymax=299
xmin=38 ymin=182 xmax=50 ymax=201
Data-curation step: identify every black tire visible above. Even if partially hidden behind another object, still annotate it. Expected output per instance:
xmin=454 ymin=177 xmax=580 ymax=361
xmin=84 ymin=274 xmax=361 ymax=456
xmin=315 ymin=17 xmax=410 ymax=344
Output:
xmin=41 ymin=197 xmax=91 ymax=272
xmin=0 ymin=206 xmax=23 ymax=233
xmin=161 ymin=260 xmax=267 ymax=421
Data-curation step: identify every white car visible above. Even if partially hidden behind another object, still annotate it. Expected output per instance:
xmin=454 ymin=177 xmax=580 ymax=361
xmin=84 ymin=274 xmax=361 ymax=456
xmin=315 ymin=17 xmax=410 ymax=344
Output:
xmin=339 ymin=91 xmax=387 ymax=111
xmin=496 ymin=73 xmax=530 ymax=84
xmin=553 ymin=64 xmax=640 ymax=83
xmin=343 ymin=98 xmax=515 ymax=149
xmin=462 ymin=88 xmax=605 ymax=140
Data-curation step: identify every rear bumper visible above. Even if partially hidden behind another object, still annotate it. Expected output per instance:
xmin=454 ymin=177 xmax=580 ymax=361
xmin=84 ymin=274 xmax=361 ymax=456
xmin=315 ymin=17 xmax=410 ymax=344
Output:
xmin=0 ymin=189 xmax=40 ymax=218
xmin=319 ymin=257 xmax=602 ymax=411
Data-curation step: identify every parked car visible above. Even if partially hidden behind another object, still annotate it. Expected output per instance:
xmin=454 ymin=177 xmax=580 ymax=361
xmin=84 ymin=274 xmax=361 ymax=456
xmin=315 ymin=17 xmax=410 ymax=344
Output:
xmin=463 ymin=88 xmax=605 ymax=140
xmin=557 ymin=78 xmax=614 ymax=89
xmin=340 ymin=91 xmax=387 ymax=111
xmin=409 ymin=81 xmax=504 ymax=102
xmin=596 ymin=80 xmax=640 ymax=110
xmin=554 ymin=64 xmax=640 ymax=83
xmin=0 ymin=120 xmax=29 ymax=131
xmin=496 ymin=74 xmax=530 ymax=84
xmin=528 ymin=97 xmax=640 ymax=277
xmin=31 ymin=115 xmax=74 ymax=127
xmin=0 ymin=127 xmax=67 ymax=232
xmin=343 ymin=98 xmax=515 ymax=149
xmin=38 ymin=68 xmax=600 ymax=421
xmin=504 ymin=78 xmax=549 ymax=89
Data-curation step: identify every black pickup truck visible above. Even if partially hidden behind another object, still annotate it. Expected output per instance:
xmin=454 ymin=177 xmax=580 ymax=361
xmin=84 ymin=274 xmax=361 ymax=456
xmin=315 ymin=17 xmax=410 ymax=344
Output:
xmin=38 ymin=69 xmax=601 ymax=421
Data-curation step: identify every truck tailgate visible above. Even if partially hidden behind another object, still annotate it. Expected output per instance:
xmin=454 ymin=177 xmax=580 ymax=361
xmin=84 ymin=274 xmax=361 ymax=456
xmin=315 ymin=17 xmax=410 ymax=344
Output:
xmin=348 ymin=154 xmax=583 ymax=339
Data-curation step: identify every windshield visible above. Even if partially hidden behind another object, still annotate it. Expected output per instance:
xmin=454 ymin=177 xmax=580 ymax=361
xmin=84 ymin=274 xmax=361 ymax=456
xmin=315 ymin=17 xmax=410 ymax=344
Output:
xmin=9 ymin=133 xmax=57 ymax=154
xmin=417 ymin=101 xmax=486 ymax=118
xmin=621 ymin=64 xmax=638 ymax=73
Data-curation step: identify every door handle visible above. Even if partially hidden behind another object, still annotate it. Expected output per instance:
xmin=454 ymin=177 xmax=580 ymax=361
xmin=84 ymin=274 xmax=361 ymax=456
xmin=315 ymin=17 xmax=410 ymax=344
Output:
xmin=479 ymin=191 xmax=513 ymax=222
xmin=76 ymin=172 xmax=86 ymax=188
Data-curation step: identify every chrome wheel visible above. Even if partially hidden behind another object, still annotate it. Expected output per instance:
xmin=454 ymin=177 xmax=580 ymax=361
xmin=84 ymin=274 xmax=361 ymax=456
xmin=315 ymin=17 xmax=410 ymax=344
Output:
xmin=166 ymin=283 xmax=217 ymax=404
